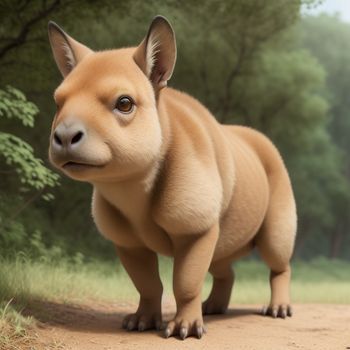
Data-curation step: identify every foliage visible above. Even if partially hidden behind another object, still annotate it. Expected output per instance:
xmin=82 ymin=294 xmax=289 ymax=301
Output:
xmin=0 ymin=86 xmax=60 ymax=257
xmin=298 ymin=14 xmax=350 ymax=257
xmin=0 ymin=85 xmax=59 ymax=193
xmin=0 ymin=86 xmax=36 ymax=126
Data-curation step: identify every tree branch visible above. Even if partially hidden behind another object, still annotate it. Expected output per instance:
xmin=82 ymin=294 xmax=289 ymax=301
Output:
xmin=18 ymin=0 xmax=32 ymax=14
xmin=0 ymin=188 xmax=44 ymax=230
xmin=0 ymin=0 xmax=61 ymax=60
xmin=219 ymin=37 xmax=247 ymax=123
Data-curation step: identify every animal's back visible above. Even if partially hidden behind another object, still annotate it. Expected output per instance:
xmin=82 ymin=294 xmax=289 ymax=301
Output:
xmin=224 ymin=125 xmax=290 ymax=180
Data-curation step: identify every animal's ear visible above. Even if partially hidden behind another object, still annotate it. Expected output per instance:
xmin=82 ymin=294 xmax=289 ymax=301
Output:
xmin=48 ymin=21 xmax=93 ymax=77
xmin=133 ymin=16 xmax=177 ymax=90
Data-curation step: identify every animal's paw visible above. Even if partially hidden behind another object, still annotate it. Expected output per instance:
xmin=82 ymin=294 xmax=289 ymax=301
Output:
xmin=202 ymin=298 xmax=228 ymax=315
xmin=164 ymin=315 xmax=206 ymax=340
xmin=261 ymin=304 xmax=293 ymax=319
xmin=122 ymin=311 xmax=162 ymax=331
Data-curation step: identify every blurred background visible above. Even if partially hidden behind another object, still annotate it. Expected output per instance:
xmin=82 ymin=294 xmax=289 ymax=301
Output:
xmin=0 ymin=0 xmax=350 ymax=263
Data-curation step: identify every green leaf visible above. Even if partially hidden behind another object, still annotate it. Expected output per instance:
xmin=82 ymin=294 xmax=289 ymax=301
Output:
xmin=0 ymin=86 xmax=59 ymax=194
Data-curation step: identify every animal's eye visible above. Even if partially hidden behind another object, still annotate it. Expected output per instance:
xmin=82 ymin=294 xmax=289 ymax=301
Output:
xmin=115 ymin=96 xmax=134 ymax=114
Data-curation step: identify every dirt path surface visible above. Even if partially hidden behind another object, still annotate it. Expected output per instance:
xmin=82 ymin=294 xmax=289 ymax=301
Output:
xmin=25 ymin=301 xmax=350 ymax=350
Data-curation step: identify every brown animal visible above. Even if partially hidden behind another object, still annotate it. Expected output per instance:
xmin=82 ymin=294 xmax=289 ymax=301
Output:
xmin=48 ymin=16 xmax=297 ymax=339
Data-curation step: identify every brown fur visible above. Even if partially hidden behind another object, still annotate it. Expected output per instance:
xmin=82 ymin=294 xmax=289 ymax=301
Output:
xmin=48 ymin=16 xmax=296 ymax=339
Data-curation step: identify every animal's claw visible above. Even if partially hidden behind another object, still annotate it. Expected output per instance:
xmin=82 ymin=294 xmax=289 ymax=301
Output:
xmin=122 ymin=311 xmax=162 ymax=332
xmin=261 ymin=304 xmax=293 ymax=319
xmin=164 ymin=317 xmax=205 ymax=339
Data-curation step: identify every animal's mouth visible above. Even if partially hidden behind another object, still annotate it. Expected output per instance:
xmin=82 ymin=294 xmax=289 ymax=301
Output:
xmin=62 ymin=161 xmax=105 ymax=170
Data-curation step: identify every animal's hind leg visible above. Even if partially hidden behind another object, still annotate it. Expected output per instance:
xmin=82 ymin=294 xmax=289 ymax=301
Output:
xmin=202 ymin=257 xmax=234 ymax=315
xmin=256 ymin=185 xmax=296 ymax=319
xmin=263 ymin=265 xmax=293 ymax=318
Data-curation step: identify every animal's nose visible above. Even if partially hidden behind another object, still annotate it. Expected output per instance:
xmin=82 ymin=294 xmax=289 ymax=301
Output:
xmin=52 ymin=123 xmax=86 ymax=149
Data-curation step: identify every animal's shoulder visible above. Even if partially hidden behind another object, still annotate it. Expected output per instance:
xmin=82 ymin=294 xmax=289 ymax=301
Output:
xmin=152 ymin=152 xmax=223 ymax=235
xmin=152 ymin=92 xmax=226 ymax=235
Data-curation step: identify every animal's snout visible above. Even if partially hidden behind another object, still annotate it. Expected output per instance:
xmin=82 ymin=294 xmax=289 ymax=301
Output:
xmin=49 ymin=118 xmax=112 ymax=171
xmin=52 ymin=122 xmax=86 ymax=150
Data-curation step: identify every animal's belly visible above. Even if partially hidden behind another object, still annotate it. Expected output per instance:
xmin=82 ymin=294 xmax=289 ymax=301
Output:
xmin=213 ymin=137 xmax=269 ymax=261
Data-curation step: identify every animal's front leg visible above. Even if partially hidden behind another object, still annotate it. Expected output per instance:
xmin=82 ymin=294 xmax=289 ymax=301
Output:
xmin=116 ymin=246 xmax=163 ymax=331
xmin=165 ymin=224 xmax=219 ymax=339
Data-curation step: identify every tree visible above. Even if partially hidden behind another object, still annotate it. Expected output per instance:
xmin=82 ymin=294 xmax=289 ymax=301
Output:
xmin=301 ymin=14 xmax=350 ymax=258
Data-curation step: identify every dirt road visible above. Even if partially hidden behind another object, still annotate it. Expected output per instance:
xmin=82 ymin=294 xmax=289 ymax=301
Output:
xmin=25 ymin=300 xmax=350 ymax=350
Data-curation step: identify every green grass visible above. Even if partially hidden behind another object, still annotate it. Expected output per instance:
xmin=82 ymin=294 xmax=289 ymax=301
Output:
xmin=1 ymin=255 xmax=349 ymax=306
xmin=231 ymin=258 xmax=350 ymax=304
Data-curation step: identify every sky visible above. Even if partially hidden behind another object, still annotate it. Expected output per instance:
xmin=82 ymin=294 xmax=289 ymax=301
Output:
xmin=304 ymin=0 xmax=350 ymax=22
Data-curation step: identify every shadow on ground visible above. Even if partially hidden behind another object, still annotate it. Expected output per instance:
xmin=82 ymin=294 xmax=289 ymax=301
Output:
xmin=21 ymin=298 xmax=260 ymax=335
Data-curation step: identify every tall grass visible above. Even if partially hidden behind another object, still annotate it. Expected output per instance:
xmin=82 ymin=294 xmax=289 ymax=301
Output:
xmin=1 ymin=255 xmax=349 ymax=307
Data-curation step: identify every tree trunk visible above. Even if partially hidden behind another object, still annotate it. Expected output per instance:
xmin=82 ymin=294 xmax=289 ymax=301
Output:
xmin=329 ymin=223 xmax=343 ymax=259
